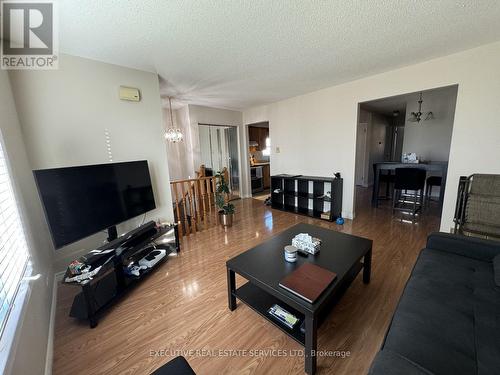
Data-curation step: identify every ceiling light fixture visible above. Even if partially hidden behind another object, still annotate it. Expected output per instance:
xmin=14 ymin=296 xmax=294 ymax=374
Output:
xmin=164 ymin=97 xmax=183 ymax=143
xmin=408 ymin=92 xmax=434 ymax=123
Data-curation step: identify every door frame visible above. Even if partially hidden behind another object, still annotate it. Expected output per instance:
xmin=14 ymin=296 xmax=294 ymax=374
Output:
xmin=245 ymin=121 xmax=270 ymax=198
xmin=355 ymin=122 xmax=369 ymax=187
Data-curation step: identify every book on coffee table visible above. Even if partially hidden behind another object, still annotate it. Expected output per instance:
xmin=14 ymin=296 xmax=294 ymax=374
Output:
xmin=279 ymin=263 xmax=337 ymax=303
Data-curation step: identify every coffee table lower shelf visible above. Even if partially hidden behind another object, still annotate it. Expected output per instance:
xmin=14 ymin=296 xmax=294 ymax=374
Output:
xmin=234 ymin=282 xmax=305 ymax=346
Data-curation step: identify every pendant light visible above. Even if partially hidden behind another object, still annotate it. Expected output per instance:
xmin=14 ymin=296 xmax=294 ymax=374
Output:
xmin=408 ymin=92 xmax=434 ymax=123
xmin=164 ymin=97 xmax=183 ymax=143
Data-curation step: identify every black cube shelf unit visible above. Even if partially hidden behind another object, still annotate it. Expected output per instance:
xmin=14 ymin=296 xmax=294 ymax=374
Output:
xmin=271 ymin=174 xmax=342 ymax=221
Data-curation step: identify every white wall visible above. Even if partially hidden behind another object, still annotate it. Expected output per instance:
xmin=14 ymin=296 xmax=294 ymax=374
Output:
xmin=9 ymin=54 xmax=173 ymax=271
xmin=402 ymin=85 xmax=458 ymax=161
xmin=243 ymin=41 xmax=500 ymax=230
xmin=0 ymin=70 xmax=54 ymax=375
xmin=198 ymin=125 xmax=212 ymax=168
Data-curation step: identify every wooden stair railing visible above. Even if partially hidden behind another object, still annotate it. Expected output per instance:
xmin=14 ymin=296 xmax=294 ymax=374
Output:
xmin=195 ymin=164 xmax=230 ymax=183
xmin=170 ymin=168 xmax=229 ymax=237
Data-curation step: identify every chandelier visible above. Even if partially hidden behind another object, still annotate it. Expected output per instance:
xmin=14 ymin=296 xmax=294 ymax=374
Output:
xmin=408 ymin=92 xmax=434 ymax=123
xmin=164 ymin=97 xmax=183 ymax=143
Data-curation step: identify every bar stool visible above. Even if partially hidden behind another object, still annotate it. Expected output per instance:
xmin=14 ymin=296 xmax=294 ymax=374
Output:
xmin=426 ymin=176 xmax=442 ymax=205
xmin=379 ymin=170 xmax=395 ymax=200
xmin=372 ymin=165 xmax=395 ymax=205
xmin=392 ymin=168 xmax=427 ymax=223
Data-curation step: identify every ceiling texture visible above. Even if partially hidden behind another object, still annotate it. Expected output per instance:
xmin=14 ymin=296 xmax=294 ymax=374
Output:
xmin=59 ymin=1 xmax=500 ymax=110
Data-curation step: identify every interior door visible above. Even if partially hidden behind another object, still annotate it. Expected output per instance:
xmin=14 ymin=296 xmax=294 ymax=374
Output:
xmin=355 ymin=122 xmax=368 ymax=186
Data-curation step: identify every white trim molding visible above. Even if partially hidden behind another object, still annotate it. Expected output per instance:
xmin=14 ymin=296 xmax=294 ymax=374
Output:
xmin=44 ymin=274 xmax=60 ymax=375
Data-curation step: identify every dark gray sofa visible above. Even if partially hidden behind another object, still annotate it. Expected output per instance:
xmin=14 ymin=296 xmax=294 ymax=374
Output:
xmin=369 ymin=232 xmax=500 ymax=375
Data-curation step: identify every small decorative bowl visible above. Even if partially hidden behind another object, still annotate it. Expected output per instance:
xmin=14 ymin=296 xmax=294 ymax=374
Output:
xmin=284 ymin=245 xmax=298 ymax=263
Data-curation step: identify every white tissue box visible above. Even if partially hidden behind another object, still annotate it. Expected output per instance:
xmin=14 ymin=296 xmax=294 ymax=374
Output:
xmin=292 ymin=233 xmax=321 ymax=255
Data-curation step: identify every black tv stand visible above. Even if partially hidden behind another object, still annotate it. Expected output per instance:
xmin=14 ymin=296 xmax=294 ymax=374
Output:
xmin=65 ymin=221 xmax=179 ymax=328
xmin=106 ymin=225 xmax=118 ymax=242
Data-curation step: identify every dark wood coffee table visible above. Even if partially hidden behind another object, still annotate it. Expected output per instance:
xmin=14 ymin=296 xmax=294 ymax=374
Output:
xmin=226 ymin=223 xmax=372 ymax=374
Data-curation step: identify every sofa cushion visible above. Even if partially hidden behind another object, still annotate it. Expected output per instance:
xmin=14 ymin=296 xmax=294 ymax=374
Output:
xmin=379 ymin=248 xmax=500 ymax=375
xmin=426 ymin=232 xmax=500 ymax=261
xmin=382 ymin=249 xmax=477 ymax=375
xmin=474 ymin=300 xmax=500 ymax=374
xmin=494 ymin=254 xmax=500 ymax=286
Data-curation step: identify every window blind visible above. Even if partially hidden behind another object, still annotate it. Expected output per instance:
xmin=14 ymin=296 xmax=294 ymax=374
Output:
xmin=0 ymin=142 xmax=29 ymax=337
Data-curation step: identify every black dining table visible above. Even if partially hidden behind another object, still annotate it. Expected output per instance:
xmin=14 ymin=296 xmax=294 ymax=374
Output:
xmin=372 ymin=161 xmax=448 ymax=207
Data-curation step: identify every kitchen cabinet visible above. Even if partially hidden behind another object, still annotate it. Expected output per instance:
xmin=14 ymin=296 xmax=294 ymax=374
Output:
xmin=248 ymin=126 xmax=260 ymax=150
xmin=248 ymin=126 xmax=269 ymax=151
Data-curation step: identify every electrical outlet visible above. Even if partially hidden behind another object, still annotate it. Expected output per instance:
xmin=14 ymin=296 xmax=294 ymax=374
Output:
xmin=275 ymin=146 xmax=280 ymax=153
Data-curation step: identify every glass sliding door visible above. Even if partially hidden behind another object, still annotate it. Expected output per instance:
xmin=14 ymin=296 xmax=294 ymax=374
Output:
xmin=199 ymin=124 xmax=240 ymax=198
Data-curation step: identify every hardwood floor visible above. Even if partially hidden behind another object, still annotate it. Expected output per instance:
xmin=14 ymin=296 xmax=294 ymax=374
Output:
xmin=53 ymin=188 xmax=440 ymax=375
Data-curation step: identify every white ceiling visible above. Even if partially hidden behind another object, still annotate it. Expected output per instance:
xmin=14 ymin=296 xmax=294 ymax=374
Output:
xmin=59 ymin=1 xmax=500 ymax=110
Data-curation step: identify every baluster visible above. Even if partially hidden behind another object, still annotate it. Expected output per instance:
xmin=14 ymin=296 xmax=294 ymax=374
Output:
xmin=171 ymin=183 xmax=183 ymax=237
xmin=187 ymin=182 xmax=196 ymax=232
xmin=212 ymin=176 xmax=218 ymax=224
xmin=200 ymin=178 xmax=208 ymax=229
xmin=206 ymin=178 xmax=212 ymax=215
xmin=194 ymin=179 xmax=202 ymax=231
xmin=180 ymin=182 xmax=190 ymax=235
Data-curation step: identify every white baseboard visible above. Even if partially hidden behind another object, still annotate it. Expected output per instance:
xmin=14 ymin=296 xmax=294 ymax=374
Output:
xmin=342 ymin=211 xmax=354 ymax=220
xmin=54 ymin=271 xmax=65 ymax=283
xmin=44 ymin=274 xmax=60 ymax=375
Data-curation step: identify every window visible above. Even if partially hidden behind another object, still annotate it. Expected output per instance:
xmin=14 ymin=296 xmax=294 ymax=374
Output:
xmin=0 ymin=141 xmax=29 ymax=338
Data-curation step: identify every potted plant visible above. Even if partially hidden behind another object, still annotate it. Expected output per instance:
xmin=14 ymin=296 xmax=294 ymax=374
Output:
xmin=215 ymin=171 xmax=235 ymax=227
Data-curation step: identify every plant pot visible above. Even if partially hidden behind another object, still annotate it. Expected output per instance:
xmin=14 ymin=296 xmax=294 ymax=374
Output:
xmin=218 ymin=211 xmax=234 ymax=227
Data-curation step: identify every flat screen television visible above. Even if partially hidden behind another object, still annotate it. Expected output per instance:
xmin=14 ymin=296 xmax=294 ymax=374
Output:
xmin=33 ymin=160 xmax=156 ymax=249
